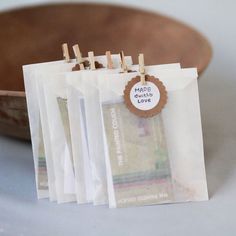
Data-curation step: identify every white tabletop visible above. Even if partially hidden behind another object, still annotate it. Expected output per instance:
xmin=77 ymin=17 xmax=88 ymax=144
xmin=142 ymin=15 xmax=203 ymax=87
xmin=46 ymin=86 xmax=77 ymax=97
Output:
xmin=1 ymin=0 xmax=236 ymax=235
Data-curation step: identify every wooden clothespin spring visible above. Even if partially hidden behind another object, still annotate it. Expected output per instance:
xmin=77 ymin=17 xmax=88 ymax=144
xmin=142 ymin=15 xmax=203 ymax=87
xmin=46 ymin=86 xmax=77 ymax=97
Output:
xmin=139 ymin=53 xmax=146 ymax=85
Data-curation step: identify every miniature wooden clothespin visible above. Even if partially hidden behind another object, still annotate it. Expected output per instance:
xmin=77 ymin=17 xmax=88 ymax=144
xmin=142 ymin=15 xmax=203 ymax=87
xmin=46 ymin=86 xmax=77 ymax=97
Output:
xmin=138 ymin=53 xmax=146 ymax=85
xmin=106 ymin=51 xmax=113 ymax=69
xmin=88 ymin=51 xmax=96 ymax=70
xmin=62 ymin=43 xmax=70 ymax=63
xmin=72 ymin=44 xmax=85 ymax=70
xmin=120 ymin=51 xmax=128 ymax=73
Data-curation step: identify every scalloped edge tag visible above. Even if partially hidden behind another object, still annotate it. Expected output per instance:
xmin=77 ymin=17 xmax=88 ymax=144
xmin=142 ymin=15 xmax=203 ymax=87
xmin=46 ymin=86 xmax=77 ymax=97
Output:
xmin=123 ymin=75 xmax=167 ymax=117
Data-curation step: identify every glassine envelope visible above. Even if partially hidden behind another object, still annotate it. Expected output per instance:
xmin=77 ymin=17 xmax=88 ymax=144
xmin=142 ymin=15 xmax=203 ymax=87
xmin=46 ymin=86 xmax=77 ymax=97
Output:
xmin=101 ymin=67 xmax=208 ymax=208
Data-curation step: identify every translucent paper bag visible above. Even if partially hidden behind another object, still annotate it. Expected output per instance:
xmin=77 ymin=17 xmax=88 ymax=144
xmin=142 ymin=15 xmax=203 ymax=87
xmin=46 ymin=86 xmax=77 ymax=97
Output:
xmin=67 ymin=87 xmax=93 ymax=204
xmin=66 ymin=63 xmax=181 ymax=205
xmin=99 ymin=68 xmax=208 ymax=208
xmin=66 ymin=57 xmax=133 ymax=204
xmin=42 ymin=73 xmax=76 ymax=203
xmin=23 ymin=60 xmax=74 ymax=199
xmin=42 ymin=55 xmax=131 ymax=203
xmin=35 ymin=61 xmax=78 ymax=202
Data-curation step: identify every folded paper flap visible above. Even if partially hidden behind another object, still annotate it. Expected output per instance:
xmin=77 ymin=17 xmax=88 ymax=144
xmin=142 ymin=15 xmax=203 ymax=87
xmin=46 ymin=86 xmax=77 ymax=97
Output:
xmin=37 ymin=54 xmax=128 ymax=98
xmin=23 ymin=59 xmax=75 ymax=69
xmin=23 ymin=54 xmax=129 ymax=69
xmin=131 ymin=63 xmax=181 ymax=71
xmin=99 ymin=67 xmax=198 ymax=99
xmin=23 ymin=56 xmax=106 ymax=69
xmin=155 ymin=68 xmax=198 ymax=91
xmin=65 ymin=55 xmax=133 ymax=88
xmin=24 ymin=55 xmax=133 ymax=74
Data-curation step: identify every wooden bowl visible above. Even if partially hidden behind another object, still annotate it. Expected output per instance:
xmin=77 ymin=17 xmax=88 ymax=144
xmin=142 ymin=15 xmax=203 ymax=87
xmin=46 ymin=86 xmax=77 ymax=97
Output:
xmin=0 ymin=3 xmax=212 ymax=140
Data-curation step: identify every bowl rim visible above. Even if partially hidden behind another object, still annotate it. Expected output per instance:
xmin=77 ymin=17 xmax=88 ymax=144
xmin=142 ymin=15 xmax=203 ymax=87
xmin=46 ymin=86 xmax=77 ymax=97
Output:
xmin=0 ymin=3 xmax=212 ymax=98
xmin=0 ymin=90 xmax=25 ymax=97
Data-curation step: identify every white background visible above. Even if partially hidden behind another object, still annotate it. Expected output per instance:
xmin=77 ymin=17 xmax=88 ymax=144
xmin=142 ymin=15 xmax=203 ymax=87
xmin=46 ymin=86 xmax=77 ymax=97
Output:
xmin=0 ymin=0 xmax=236 ymax=235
